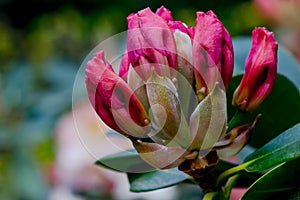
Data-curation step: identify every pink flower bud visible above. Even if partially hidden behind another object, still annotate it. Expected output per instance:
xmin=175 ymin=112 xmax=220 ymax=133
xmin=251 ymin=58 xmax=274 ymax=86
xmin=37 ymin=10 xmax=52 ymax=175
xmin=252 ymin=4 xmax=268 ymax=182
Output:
xmin=192 ymin=11 xmax=234 ymax=100
xmin=85 ymin=51 xmax=150 ymax=137
xmin=126 ymin=7 xmax=177 ymax=80
xmin=233 ymin=27 xmax=278 ymax=112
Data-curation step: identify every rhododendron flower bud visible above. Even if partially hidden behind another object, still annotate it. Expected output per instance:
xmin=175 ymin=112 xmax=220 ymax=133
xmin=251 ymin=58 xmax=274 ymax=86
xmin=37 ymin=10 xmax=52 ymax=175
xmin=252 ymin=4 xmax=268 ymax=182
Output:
xmin=85 ymin=51 xmax=150 ymax=137
xmin=193 ymin=11 xmax=234 ymax=100
xmin=126 ymin=7 xmax=177 ymax=80
xmin=233 ymin=28 xmax=278 ymax=112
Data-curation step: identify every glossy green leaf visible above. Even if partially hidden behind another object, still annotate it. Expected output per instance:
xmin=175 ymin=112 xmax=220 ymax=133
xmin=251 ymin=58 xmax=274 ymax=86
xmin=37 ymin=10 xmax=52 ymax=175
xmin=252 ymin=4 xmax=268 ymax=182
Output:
xmin=216 ymin=124 xmax=300 ymax=187
xmin=95 ymin=149 xmax=155 ymax=172
xmin=128 ymin=159 xmax=258 ymax=193
xmin=128 ymin=168 xmax=190 ymax=192
xmin=289 ymin=188 xmax=300 ymax=200
xmin=227 ymin=74 xmax=300 ymax=148
xmin=241 ymin=158 xmax=300 ymax=200
xmin=244 ymin=123 xmax=300 ymax=172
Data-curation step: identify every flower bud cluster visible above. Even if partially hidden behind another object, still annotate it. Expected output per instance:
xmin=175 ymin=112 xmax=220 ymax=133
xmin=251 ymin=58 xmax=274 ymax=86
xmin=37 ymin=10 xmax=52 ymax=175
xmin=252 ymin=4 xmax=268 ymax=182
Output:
xmin=85 ymin=6 xmax=278 ymax=171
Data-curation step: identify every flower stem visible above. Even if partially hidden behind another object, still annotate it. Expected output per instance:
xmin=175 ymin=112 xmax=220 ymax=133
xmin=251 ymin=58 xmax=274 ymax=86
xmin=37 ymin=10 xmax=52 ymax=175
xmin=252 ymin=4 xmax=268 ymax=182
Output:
xmin=216 ymin=162 xmax=249 ymax=187
xmin=203 ymin=192 xmax=219 ymax=200
xmin=227 ymin=110 xmax=245 ymax=131
xmin=223 ymin=174 xmax=240 ymax=199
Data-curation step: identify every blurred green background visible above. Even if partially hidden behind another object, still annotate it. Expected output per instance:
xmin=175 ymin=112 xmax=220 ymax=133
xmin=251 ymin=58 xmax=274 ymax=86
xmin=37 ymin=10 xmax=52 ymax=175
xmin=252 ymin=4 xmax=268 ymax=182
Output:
xmin=0 ymin=0 xmax=298 ymax=199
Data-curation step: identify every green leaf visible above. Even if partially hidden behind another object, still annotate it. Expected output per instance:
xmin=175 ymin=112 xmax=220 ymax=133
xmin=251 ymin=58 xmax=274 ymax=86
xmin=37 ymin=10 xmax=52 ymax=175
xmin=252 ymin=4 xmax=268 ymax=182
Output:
xmin=244 ymin=123 xmax=300 ymax=172
xmin=216 ymin=124 xmax=300 ymax=187
xmin=95 ymin=149 xmax=155 ymax=172
xmin=289 ymin=188 xmax=300 ymax=200
xmin=126 ymin=158 xmax=240 ymax=193
xmin=241 ymin=158 xmax=300 ymax=200
xmin=128 ymin=168 xmax=190 ymax=192
xmin=128 ymin=159 xmax=259 ymax=193
xmin=227 ymin=74 xmax=300 ymax=148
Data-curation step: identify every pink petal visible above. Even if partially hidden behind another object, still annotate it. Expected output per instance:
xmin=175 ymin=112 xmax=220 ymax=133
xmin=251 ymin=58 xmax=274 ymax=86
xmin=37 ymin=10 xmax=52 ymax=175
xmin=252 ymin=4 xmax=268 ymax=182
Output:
xmin=119 ymin=49 xmax=130 ymax=81
xmin=155 ymin=6 xmax=173 ymax=22
xmin=193 ymin=11 xmax=223 ymax=66
xmin=219 ymin=27 xmax=234 ymax=89
xmin=168 ymin=20 xmax=188 ymax=34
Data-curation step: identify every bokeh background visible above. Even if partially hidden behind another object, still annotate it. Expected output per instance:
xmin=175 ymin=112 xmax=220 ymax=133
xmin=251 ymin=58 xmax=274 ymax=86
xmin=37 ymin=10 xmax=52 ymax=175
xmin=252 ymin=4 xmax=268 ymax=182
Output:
xmin=0 ymin=0 xmax=299 ymax=199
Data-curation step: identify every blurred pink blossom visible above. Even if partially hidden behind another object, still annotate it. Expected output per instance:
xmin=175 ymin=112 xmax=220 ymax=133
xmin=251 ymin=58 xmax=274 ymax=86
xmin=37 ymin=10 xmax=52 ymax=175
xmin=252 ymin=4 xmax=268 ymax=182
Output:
xmin=254 ymin=0 xmax=300 ymax=63
xmin=230 ymin=188 xmax=247 ymax=200
xmin=50 ymin=101 xmax=177 ymax=200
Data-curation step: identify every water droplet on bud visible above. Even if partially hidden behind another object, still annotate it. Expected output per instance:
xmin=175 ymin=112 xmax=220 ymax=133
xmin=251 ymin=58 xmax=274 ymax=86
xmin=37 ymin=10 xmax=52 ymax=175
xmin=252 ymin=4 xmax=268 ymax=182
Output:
xmin=143 ymin=118 xmax=150 ymax=126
